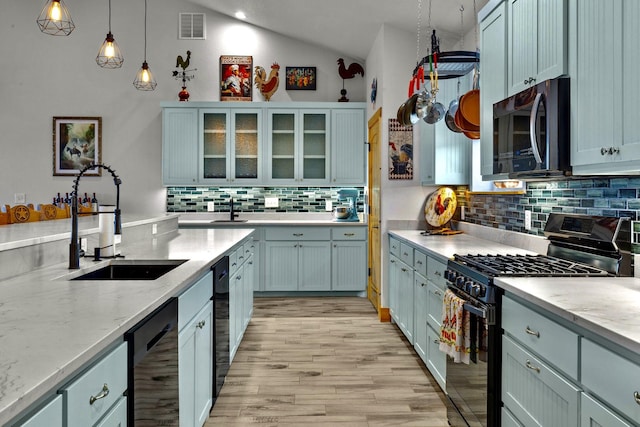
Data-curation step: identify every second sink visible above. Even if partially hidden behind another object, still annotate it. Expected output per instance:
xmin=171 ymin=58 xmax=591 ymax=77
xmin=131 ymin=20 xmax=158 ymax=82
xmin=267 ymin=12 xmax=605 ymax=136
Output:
xmin=71 ymin=259 xmax=188 ymax=281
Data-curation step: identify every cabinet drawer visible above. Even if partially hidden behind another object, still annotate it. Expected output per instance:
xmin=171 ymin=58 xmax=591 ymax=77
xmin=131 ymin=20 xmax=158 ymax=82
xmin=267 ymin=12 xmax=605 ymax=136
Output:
xmin=94 ymin=396 xmax=127 ymax=427
xmin=332 ymin=227 xmax=366 ymax=240
xmin=502 ymin=296 xmax=579 ymax=380
xmin=229 ymin=246 xmax=240 ymax=273
xmin=414 ymin=250 xmax=427 ymax=277
xmin=502 ymin=335 xmax=580 ymax=427
xmin=581 ymin=338 xmax=640 ymax=423
xmin=427 ymin=281 xmax=445 ymax=329
xmin=61 ymin=342 xmax=128 ymax=427
xmin=581 ymin=392 xmax=634 ymax=427
xmin=243 ymin=238 xmax=256 ymax=258
xmin=265 ymin=227 xmax=330 ymax=241
xmin=389 ymin=237 xmax=401 ymax=257
xmin=179 ymin=271 xmax=213 ymax=330
xmin=13 ymin=394 xmax=63 ymax=427
xmin=399 ymin=242 xmax=414 ymax=266
xmin=427 ymin=257 xmax=447 ymax=288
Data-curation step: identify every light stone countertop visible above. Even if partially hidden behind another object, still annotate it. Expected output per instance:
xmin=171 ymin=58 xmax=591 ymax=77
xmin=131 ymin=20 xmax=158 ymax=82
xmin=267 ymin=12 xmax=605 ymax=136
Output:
xmin=389 ymin=229 xmax=640 ymax=358
xmin=0 ymin=226 xmax=253 ymax=426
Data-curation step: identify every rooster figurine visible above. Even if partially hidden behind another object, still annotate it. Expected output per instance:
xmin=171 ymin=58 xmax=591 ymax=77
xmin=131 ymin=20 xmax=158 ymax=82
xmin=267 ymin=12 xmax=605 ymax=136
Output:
xmin=337 ymin=58 xmax=365 ymax=79
xmin=254 ymin=63 xmax=280 ymax=101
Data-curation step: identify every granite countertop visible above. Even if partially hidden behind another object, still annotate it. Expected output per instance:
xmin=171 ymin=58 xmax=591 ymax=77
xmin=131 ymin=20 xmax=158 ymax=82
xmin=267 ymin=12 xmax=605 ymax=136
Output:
xmin=178 ymin=212 xmax=367 ymax=227
xmin=389 ymin=229 xmax=640 ymax=358
xmin=0 ymin=226 xmax=253 ymax=425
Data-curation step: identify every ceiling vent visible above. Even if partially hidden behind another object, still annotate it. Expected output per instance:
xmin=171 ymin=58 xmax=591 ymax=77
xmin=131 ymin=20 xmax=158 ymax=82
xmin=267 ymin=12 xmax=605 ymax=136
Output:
xmin=179 ymin=13 xmax=206 ymax=40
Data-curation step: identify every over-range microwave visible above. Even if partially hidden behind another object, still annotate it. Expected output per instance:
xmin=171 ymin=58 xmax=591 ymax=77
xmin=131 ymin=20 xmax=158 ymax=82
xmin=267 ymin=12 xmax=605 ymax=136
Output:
xmin=493 ymin=77 xmax=570 ymax=179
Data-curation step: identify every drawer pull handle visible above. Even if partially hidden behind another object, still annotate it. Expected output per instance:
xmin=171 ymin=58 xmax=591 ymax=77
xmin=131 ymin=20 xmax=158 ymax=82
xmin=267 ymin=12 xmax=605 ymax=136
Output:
xmin=293 ymin=233 xmax=304 ymax=237
xmin=89 ymin=383 xmax=110 ymax=405
xmin=525 ymin=360 xmax=541 ymax=373
xmin=401 ymin=267 xmax=408 ymax=272
xmin=416 ymin=260 xmax=423 ymax=265
xmin=433 ymin=339 xmax=439 ymax=344
xmin=197 ymin=320 xmax=206 ymax=329
xmin=434 ymin=290 xmax=442 ymax=296
xmin=434 ymin=271 xmax=442 ymax=277
xmin=344 ymin=233 xmax=355 ymax=237
xmin=634 ymin=391 xmax=640 ymax=405
xmin=421 ymin=282 xmax=426 ymax=287
xmin=525 ymin=326 xmax=540 ymax=338
xmin=403 ymin=252 xmax=409 ymax=256
xmin=237 ymin=275 xmax=242 ymax=280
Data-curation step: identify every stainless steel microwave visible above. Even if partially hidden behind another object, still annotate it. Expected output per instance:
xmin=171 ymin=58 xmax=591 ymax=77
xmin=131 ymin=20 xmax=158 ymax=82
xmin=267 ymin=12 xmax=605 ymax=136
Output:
xmin=493 ymin=77 xmax=570 ymax=179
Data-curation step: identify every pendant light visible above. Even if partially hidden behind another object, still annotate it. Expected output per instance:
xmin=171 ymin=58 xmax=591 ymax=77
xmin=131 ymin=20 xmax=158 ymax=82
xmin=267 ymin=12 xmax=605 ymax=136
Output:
xmin=133 ymin=0 xmax=157 ymax=90
xmin=96 ymin=0 xmax=124 ymax=68
xmin=37 ymin=0 xmax=75 ymax=36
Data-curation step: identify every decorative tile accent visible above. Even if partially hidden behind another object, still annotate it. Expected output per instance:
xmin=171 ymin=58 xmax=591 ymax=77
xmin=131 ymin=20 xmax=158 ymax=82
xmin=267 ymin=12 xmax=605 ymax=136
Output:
xmin=167 ymin=187 xmax=365 ymax=213
xmin=465 ymin=178 xmax=640 ymax=236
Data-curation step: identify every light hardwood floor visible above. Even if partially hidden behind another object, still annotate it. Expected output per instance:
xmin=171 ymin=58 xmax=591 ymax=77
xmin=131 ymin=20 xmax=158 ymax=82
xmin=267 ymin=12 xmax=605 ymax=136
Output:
xmin=205 ymin=297 xmax=448 ymax=426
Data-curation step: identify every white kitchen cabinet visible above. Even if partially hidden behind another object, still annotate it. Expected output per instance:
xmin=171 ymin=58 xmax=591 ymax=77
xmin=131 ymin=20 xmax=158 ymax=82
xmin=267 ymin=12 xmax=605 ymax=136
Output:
xmin=413 ymin=271 xmax=428 ymax=364
xmin=507 ymin=0 xmax=567 ymax=96
xmin=581 ymin=393 xmax=634 ymax=427
xmin=569 ymin=0 xmax=640 ymax=175
xmin=229 ymin=240 xmax=255 ymax=360
xmin=426 ymin=323 xmax=446 ymax=391
xmin=331 ymin=240 xmax=367 ymax=291
xmin=178 ymin=271 xmax=214 ymax=427
xmin=12 ymin=395 xmax=63 ymax=427
xmin=502 ymin=335 xmax=580 ymax=427
xmin=163 ymin=107 xmax=199 ymax=185
xmin=388 ymin=238 xmax=415 ymax=345
xmin=420 ymin=75 xmax=472 ymax=186
xmin=266 ymin=109 xmax=330 ymax=185
xmin=93 ymin=395 xmax=127 ymax=427
xmin=331 ymin=108 xmax=366 ymax=185
xmin=199 ymin=108 xmax=263 ymax=185
xmin=479 ymin=1 xmax=508 ymax=179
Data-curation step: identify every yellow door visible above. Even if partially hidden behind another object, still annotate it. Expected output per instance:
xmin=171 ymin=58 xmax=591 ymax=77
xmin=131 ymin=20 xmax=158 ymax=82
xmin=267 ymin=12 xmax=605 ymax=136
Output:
xmin=367 ymin=108 xmax=388 ymax=321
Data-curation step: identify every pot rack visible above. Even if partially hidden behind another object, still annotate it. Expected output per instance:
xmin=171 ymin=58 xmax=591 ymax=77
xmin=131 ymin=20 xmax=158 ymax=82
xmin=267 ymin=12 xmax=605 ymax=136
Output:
xmin=412 ymin=50 xmax=479 ymax=80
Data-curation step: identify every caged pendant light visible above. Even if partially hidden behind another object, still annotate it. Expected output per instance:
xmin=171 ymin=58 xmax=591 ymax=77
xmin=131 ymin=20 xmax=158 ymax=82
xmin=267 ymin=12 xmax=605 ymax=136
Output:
xmin=133 ymin=0 xmax=157 ymax=90
xmin=37 ymin=0 xmax=75 ymax=36
xmin=96 ymin=0 xmax=124 ymax=68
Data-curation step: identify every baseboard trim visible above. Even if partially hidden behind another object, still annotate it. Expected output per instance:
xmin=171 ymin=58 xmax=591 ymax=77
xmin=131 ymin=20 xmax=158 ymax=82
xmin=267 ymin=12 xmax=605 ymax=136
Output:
xmin=378 ymin=307 xmax=390 ymax=322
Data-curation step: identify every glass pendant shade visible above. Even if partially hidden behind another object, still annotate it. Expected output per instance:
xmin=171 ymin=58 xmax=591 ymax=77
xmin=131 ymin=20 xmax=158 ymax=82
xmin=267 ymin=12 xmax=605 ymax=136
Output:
xmin=37 ymin=0 xmax=75 ymax=36
xmin=97 ymin=32 xmax=124 ymax=68
xmin=133 ymin=61 xmax=157 ymax=91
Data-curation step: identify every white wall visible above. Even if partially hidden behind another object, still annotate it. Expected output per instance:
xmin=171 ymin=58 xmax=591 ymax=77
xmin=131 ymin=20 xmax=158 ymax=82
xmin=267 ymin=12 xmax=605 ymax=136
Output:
xmin=0 ymin=1 xmax=365 ymax=213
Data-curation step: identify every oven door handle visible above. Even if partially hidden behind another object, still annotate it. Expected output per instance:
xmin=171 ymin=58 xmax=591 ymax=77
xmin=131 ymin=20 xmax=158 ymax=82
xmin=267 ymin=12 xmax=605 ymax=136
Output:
xmin=463 ymin=302 xmax=487 ymax=319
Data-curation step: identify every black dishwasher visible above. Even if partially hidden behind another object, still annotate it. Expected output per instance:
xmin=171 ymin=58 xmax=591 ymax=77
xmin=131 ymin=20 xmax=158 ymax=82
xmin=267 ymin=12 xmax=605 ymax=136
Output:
xmin=212 ymin=256 xmax=230 ymax=404
xmin=124 ymin=297 xmax=179 ymax=426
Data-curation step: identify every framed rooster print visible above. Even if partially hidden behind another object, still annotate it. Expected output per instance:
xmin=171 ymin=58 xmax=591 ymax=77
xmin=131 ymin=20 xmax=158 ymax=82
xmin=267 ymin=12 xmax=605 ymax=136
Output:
xmin=220 ymin=55 xmax=252 ymax=101
xmin=285 ymin=66 xmax=316 ymax=90
xmin=53 ymin=117 xmax=102 ymax=176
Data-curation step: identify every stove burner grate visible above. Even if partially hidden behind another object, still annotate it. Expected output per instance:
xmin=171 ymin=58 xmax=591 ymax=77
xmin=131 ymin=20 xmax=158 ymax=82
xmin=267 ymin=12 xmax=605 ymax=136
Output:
xmin=453 ymin=254 xmax=610 ymax=277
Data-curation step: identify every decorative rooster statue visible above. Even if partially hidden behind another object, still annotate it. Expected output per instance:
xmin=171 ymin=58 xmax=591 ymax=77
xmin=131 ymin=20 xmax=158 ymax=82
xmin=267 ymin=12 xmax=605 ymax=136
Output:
xmin=337 ymin=58 xmax=365 ymax=79
xmin=176 ymin=50 xmax=191 ymax=70
xmin=254 ymin=63 xmax=280 ymax=101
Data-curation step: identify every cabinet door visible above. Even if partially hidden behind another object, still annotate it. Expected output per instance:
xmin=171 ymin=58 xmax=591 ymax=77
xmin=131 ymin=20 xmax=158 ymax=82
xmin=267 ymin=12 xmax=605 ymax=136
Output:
xmin=179 ymin=323 xmax=196 ymax=427
xmin=397 ymin=260 xmax=414 ymax=344
xmin=331 ymin=240 xmax=367 ymax=291
xmin=581 ymin=393 xmax=634 ymax=427
xmin=230 ymin=266 xmax=245 ymax=359
xmin=426 ymin=280 xmax=445 ymax=330
xmin=502 ymin=335 xmax=580 ymax=427
xmin=163 ymin=108 xmax=199 ymax=185
xmin=299 ymin=110 xmax=330 ymax=184
xmin=479 ymin=1 xmax=508 ymax=178
xmin=508 ymin=0 xmax=567 ymax=96
xmin=426 ymin=323 xmax=446 ymax=392
xmin=388 ymin=255 xmax=400 ymax=321
xmin=200 ymin=109 xmax=231 ymax=183
xmin=264 ymin=241 xmax=298 ymax=291
xmin=231 ymin=109 xmax=262 ymax=183
xmin=331 ymin=109 xmax=365 ymax=185
xmin=298 ymin=241 xmax=331 ymax=291
xmin=94 ymin=396 xmax=127 ymax=427
xmin=267 ymin=109 xmax=298 ymax=183
xmin=413 ymin=273 xmax=428 ymax=364
xmin=15 ymin=395 xmax=63 ymax=427
xmin=243 ymin=254 xmax=255 ymax=328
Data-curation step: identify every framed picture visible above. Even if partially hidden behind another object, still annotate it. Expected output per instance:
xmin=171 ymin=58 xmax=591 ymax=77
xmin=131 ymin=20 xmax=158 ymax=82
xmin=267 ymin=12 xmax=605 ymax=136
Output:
xmin=388 ymin=118 xmax=413 ymax=180
xmin=220 ymin=55 xmax=252 ymax=101
xmin=53 ymin=117 xmax=102 ymax=176
xmin=285 ymin=66 xmax=317 ymax=90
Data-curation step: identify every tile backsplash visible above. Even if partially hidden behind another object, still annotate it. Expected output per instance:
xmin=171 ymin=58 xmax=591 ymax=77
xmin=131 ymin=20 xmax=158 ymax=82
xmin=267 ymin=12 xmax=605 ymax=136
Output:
xmin=167 ymin=187 xmax=365 ymax=213
xmin=465 ymin=177 xmax=640 ymax=236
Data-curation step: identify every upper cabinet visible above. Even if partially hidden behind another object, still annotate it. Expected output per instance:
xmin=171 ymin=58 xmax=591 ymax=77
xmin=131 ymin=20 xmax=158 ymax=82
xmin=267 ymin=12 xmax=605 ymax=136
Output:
xmin=569 ymin=0 xmax=640 ymax=175
xmin=161 ymin=102 xmax=366 ymax=187
xmin=507 ymin=0 xmax=567 ymax=96
xmin=266 ymin=109 xmax=330 ymax=185
xmin=420 ymin=75 xmax=472 ymax=186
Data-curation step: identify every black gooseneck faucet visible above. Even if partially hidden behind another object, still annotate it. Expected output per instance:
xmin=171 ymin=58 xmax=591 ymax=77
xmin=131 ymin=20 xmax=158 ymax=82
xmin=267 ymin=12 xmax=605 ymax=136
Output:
xmin=69 ymin=163 xmax=122 ymax=269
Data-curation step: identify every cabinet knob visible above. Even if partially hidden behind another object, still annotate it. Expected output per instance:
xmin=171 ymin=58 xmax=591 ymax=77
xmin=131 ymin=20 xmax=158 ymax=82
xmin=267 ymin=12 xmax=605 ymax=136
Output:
xmin=89 ymin=383 xmax=110 ymax=405
xmin=197 ymin=320 xmax=206 ymax=329
xmin=524 ymin=77 xmax=536 ymax=85
xmin=433 ymin=339 xmax=439 ymax=344
xmin=525 ymin=326 xmax=540 ymax=338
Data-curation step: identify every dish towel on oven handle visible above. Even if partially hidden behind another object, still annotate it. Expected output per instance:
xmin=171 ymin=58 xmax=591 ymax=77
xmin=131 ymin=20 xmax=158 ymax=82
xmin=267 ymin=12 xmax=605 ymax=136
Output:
xmin=439 ymin=289 xmax=471 ymax=364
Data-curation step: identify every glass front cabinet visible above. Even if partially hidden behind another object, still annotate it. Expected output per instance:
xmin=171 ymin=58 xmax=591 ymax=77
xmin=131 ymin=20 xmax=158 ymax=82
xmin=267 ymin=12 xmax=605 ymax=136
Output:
xmin=267 ymin=109 xmax=330 ymax=185
xmin=200 ymin=108 xmax=262 ymax=184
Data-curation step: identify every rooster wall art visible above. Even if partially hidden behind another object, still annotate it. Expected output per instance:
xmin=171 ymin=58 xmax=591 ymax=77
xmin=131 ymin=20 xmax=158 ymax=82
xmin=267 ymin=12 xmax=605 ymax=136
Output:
xmin=254 ymin=63 xmax=280 ymax=101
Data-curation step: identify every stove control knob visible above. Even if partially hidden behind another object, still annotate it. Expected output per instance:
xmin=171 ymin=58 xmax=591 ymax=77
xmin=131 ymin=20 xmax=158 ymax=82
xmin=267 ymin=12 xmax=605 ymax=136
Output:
xmin=444 ymin=270 xmax=453 ymax=281
xmin=477 ymin=285 xmax=486 ymax=298
xmin=456 ymin=276 xmax=465 ymax=288
xmin=465 ymin=281 xmax=475 ymax=294
xmin=470 ymin=284 xmax=481 ymax=297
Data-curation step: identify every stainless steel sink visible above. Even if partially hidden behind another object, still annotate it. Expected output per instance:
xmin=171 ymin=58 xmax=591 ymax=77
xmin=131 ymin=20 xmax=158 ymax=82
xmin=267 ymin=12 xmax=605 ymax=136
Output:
xmin=70 ymin=259 xmax=188 ymax=281
xmin=210 ymin=219 xmax=249 ymax=223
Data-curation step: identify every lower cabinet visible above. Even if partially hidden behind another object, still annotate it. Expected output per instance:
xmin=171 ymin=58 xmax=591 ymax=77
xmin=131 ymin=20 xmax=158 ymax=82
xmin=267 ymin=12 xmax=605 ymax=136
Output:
xmin=426 ymin=324 xmax=446 ymax=390
xmin=94 ymin=395 xmax=127 ymax=427
xmin=413 ymin=272 xmax=428 ymax=363
xmin=230 ymin=239 xmax=255 ymax=361
xmin=331 ymin=227 xmax=367 ymax=291
xmin=581 ymin=392 xmax=634 ymax=427
xmin=11 ymin=395 xmax=63 ymax=427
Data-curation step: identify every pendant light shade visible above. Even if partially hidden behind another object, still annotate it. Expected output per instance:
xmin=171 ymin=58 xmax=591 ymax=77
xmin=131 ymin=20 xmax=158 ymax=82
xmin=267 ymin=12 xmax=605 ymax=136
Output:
xmin=37 ymin=0 xmax=75 ymax=36
xmin=97 ymin=0 xmax=124 ymax=68
xmin=133 ymin=0 xmax=156 ymax=91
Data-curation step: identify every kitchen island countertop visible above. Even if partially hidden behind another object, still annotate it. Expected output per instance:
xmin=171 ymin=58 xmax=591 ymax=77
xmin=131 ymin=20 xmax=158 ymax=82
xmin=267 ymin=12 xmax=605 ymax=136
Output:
xmin=0 ymin=225 xmax=253 ymax=426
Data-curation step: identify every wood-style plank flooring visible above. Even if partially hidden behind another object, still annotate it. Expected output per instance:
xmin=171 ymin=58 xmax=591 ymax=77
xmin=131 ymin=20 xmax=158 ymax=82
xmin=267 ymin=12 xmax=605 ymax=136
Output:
xmin=205 ymin=297 xmax=448 ymax=426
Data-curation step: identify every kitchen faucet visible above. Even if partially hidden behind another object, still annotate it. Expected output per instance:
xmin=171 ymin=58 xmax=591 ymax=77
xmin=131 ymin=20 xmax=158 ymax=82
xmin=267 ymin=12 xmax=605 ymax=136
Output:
xmin=229 ymin=197 xmax=239 ymax=221
xmin=69 ymin=163 xmax=122 ymax=269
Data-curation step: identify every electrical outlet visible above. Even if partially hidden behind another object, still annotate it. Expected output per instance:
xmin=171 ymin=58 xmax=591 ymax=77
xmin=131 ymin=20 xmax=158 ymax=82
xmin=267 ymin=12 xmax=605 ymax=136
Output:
xmin=265 ymin=197 xmax=279 ymax=208
xmin=207 ymin=202 xmax=215 ymax=212
xmin=325 ymin=200 xmax=333 ymax=211
xmin=524 ymin=210 xmax=532 ymax=230
xmin=152 ymin=223 xmax=158 ymax=235
xmin=14 ymin=193 xmax=26 ymax=204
